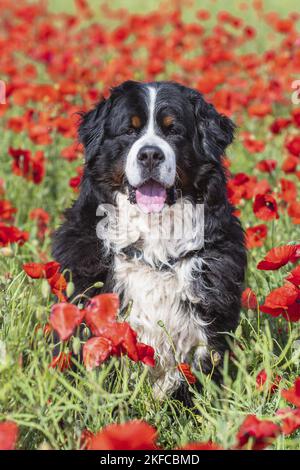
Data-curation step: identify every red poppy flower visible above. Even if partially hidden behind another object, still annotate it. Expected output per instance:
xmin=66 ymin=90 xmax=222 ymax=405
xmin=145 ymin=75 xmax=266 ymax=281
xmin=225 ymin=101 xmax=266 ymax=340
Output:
xmin=0 ymin=223 xmax=29 ymax=247
xmin=227 ymin=173 xmax=257 ymax=205
xmin=256 ymin=369 xmax=281 ymax=394
xmin=257 ymin=244 xmax=300 ymax=270
xmin=292 ymin=109 xmax=300 ymax=128
xmin=83 ymin=336 xmax=113 ymax=371
xmin=246 ymin=224 xmax=268 ymax=249
xmin=7 ymin=115 xmax=29 ymax=133
xmin=260 ymin=282 xmax=300 ymax=322
xmin=23 ymin=262 xmax=45 ymax=278
xmin=281 ymin=300 xmax=300 ymax=322
xmin=50 ymin=303 xmax=85 ymax=341
xmin=288 ymin=201 xmax=300 ymax=224
xmin=83 ymin=322 xmax=154 ymax=368
xmin=23 ymin=261 xmax=67 ymax=301
xmin=9 ymin=147 xmax=30 ymax=177
xmin=282 ymin=155 xmax=299 ymax=174
xmin=61 ymin=143 xmax=83 ymax=162
xmin=276 ymin=408 xmax=300 ymax=435
xmin=261 ymin=282 xmax=299 ymax=312
xmin=69 ymin=167 xmax=83 ymax=192
xmin=252 ymin=179 xmax=271 ymax=198
xmin=279 ymin=179 xmax=297 ymax=203
xmin=281 ymin=378 xmax=300 ymax=407
xmin=285 ymin=136 xmax=300 ymax=157
xmin=49 ymin=352 xmax=72 ymax=371
xmin=26 ymin=261 xmax=60 ymax=279
xmin=241 ymin=287 xmax=258 ymax=309
xmin=105 ymin=322 xmax=139 ymax=362
xmin=177 ymin=363 xmax=197 ymax=384
xmin=242 ymin=135 xmax=265 ymax=153
xmin=31 ymin=150 xmax=45 ymax=183
xmin=136 ymin=342 xmax=155 ymax=367
xmin=253 ymin=194 xmax=279 ymax=221
xmin=286 ymin=265 xmax=300 ymax=286
xmin=69 ymin=175 xmax=82 ymax=192
xmin=56 ymin=293 xmax=156 ymax=368
xmin=83 ymin=336 xmax=113 ymax=370
xmin=270 ymin=117 xmax=291 ymax=134
xmin=256 ymin=369 xmax=267 ymax=389
xmin=44 ymin=261 xmax=61 ymax=278
xmin=235 ymin=415 xmax=280 ymax=450
xmin=29 ymin=208 xmax=50 ymax=224
xmin=47 ymin=272 xmax=67 ymax=302
xmin=0 ymin=200 xmax=17 ymax=221
xmin=248 ymin=103 xmax=272 ymax=118
xmin=75 ymin=0 xmax=93 ymax=19
xmin=85 ymin=420 xmax=158 ymax=450
xmin=29 ymin=124 xmax=52 ymax=145
xmin=84 ymin=293 xmax=120 ymax=336
xmin=196 ymin=9 xmax=210 ymax=21
xmin=256 ymin=159 xmax=277 ymax=173
xmin=0 ymin=179 xmax=4 ymax=197
xmin=0 ymin=421 xmax=19 ymax=450
xmin=274 ymin=18 xmax=294 ymax=33
xmin=9 ymin=147 xmax=45 ymax=184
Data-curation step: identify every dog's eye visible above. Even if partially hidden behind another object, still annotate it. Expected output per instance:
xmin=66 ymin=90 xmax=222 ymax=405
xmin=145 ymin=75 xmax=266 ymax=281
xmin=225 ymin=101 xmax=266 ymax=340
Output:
xmin=167 ymin=126 xmax=178 ymax=135
xmin=165 ymin=123 xmax=185 ymax=136
xmin=126 ymin=127 xmax=136 ymax=135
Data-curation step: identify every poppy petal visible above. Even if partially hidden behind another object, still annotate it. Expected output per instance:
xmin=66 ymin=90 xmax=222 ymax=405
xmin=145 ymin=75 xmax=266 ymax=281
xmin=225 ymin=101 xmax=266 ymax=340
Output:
xmin=136 ymin=342 xmax=155 ymax=367
xmin=85 ymin=294 xmax=119 ymax=336
xmin=257 ymin=245 xmax=300 ymax=270
xmin=86 ymin=420 xmax=158 ymax=450
xmin=83 ymin=336 xmax=113 ymax=370
xmin=23 ymin=262 xmax=45 ymax=279
xmin=50 ymin=303 xmax=85 ymax=341
xmin=0 ymin=421 xmax=19 ymax=450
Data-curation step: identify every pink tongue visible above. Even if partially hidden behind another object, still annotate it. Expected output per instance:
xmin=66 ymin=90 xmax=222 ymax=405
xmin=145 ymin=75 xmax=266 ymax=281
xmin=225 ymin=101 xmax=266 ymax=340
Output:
xmin=136 ymin=181 xmax=167 ymax=214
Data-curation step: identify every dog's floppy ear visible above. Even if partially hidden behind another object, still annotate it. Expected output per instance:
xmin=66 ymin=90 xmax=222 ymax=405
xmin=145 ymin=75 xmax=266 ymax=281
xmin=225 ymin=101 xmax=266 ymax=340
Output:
xmin=78 ymin=98 xmax=111 ymax=162
xmin=187 ymin=88 xmax=235 ymax=162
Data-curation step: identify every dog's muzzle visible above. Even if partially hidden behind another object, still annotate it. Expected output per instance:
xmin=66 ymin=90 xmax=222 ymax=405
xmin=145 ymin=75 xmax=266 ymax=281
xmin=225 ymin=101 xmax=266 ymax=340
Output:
xmin=128 ymin=181 xmax=176 ymax=213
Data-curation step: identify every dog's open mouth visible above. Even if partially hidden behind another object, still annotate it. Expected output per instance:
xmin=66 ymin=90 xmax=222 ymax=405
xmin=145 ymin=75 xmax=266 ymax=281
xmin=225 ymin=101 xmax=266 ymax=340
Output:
xmin=135 ymin=180 xmax=167 ymax=214
xmin=128 ymin=179 xmax=176 ymax=214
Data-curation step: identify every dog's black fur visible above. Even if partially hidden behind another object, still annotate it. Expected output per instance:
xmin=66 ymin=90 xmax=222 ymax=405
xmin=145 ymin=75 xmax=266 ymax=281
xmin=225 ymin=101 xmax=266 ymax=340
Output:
xmin=53 ymin=81 xmax=246 ymax=399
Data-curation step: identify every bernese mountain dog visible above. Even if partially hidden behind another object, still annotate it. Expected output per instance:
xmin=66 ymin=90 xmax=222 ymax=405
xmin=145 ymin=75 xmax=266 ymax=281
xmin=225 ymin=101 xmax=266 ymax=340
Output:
xmin=53 ymin=80 xmax=246 ymax=400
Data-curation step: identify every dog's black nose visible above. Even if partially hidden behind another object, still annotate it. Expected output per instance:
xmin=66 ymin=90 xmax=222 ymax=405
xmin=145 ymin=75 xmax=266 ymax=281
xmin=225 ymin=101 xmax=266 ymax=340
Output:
xmin=137 ymin=146 xmax=165 ymax=169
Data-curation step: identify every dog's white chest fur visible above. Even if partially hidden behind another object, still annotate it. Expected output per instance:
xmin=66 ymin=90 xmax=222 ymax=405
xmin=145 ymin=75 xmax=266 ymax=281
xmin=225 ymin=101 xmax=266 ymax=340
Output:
xmin=102 ymin=193 xmax=208 ymax=396
xmin=114 ymin=256 xmax=207 ymax=395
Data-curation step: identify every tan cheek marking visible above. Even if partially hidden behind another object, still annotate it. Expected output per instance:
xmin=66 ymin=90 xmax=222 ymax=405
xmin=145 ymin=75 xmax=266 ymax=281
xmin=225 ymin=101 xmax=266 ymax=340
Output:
xmin=131 ymin=115 xmax=141 ymax=128
xmin=163 ymin=115 xmax=174 ymax=127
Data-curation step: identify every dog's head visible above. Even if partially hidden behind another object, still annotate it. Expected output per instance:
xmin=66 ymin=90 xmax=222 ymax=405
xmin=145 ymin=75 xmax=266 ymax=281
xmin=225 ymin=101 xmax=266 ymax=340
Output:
xmin=79 ymin=80 xmax=235 ymax=213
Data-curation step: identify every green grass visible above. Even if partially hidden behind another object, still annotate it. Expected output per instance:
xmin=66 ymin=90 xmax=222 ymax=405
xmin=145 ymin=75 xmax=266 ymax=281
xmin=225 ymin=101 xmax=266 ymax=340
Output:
xmin=0 ymin=0 xmax=300 ymax=450
xmin=49 ymin=0 xmax=298 ymax=16
xmin=48 ymin=0 xmax=299 ymax=49
xmin=1 ymin=248 xmax=300 ymax=449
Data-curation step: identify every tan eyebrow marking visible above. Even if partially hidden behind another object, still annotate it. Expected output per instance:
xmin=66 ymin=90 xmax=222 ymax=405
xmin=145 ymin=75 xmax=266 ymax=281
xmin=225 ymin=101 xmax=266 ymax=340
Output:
xmin=163 ymin=115 xmax=174 ymax=127
xmin=131 ymin=115 xmax=141 ymax=128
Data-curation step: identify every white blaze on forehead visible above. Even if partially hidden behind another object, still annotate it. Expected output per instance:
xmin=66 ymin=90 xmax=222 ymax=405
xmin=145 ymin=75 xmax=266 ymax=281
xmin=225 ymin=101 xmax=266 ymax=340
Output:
xmin=147 ymin=86 xmax=156 ymax=134
xmin=125 ymin=85 xmax=176 ymax=188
